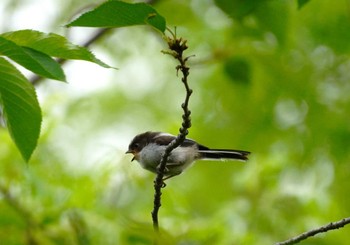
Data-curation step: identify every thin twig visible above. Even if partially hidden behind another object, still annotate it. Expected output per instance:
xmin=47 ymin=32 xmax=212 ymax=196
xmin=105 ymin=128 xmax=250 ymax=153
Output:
xmin=276 ymin=217 xmax=350 ymax=245
xmin=68 ymin=209 xmax=90 ymax=245
xmin=0 ymin=183 xmax=40 ymax=244
xmin=151 ymin=29 xmax=192 ymax=231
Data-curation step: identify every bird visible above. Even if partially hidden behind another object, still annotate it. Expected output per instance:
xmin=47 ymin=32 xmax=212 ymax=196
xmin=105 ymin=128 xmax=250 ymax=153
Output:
xmin=126 ymin=131 xmax=250 ymax=180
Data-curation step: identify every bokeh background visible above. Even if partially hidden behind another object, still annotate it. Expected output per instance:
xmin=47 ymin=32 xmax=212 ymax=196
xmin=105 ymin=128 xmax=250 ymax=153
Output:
xmin=1 ymin=0 xmax=350 ymax=244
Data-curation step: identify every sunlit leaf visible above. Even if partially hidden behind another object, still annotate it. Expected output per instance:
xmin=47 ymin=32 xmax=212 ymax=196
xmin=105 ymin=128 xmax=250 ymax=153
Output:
xmin=0 ymin=36 xmax=65 ymax=81
xmin=66 ymin=1 xmax=166 ymax=33
xmin=1 ymin=30 xmax=112 ymax=69
xmin=0 ymin=57 xmax=41 ymax=161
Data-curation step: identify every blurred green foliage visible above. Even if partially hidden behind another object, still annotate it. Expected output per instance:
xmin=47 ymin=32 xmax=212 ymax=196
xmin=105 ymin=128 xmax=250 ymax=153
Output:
xmin=1 ymin=0 xmax=350 ymax=244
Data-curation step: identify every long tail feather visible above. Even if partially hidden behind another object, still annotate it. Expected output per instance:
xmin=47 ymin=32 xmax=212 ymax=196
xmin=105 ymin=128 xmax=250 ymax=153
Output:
xmin=199 ymin=149 xmax=250 ymax=161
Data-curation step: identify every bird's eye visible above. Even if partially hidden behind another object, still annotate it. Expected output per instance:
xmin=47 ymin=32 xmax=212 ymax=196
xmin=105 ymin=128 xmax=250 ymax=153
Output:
xmin=132 ymin=143 xmax=140 ymax=149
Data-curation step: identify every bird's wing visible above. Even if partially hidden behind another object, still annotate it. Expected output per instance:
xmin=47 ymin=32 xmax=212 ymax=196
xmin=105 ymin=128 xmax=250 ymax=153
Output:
xmin=153 ymin=133 xmax=176 ymax=145
xmin=153 ymin=133 xmax=206 ymax=149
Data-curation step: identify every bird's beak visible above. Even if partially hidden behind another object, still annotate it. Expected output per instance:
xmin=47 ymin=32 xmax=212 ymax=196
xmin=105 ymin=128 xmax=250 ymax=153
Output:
xmin=125 ymin=150 xmax=135 ymax=162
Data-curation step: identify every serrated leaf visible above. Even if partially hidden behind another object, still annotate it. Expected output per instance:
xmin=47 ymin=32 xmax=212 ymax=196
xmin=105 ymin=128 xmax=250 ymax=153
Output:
xmin=0 ymin=57 xmax=41 ymax=161
xmin=1 ymin=30 xmax=112 ymax=69
xmin=66 ymin=1 xmax=166 ymax=33
xmin=297 ymin=0 xmax=310 ymax=9
xmin=0 ymin=36 xmax=66 ymax=81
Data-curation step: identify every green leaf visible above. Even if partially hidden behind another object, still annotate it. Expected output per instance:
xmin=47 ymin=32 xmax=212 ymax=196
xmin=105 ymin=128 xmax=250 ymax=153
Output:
xmin=0 ymin=36 xmax=66 ymax=81
xmin=66 ymin=1 xmax=166 ymax=33
xmin=1 ymin=30 xmax=112 ymax=69
xmin=254 ymin=1 xmax=289 ymax=45
xmin=297 ymin=0 xmax=311 ymax=9
xmin=0 ymin=57 xmax=42 ymax=161
xmin=214 ymin=0 xmax=268 ymax=19
xmin=224 ymin=57 xmax=251 ymax=84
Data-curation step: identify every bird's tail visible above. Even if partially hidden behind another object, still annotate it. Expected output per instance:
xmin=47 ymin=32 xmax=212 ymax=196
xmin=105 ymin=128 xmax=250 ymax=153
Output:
xmin=198 ymin=149 xmax=250 ymax=161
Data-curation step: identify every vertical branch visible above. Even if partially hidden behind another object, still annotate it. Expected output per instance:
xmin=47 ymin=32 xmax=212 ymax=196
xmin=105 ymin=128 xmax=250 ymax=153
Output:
xmin=151 ymin=29 xmax=193 ymax=231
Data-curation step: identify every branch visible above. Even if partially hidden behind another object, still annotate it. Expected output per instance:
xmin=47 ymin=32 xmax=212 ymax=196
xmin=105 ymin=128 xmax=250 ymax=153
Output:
xmin=276 ymin=217 xmax=350 ymax=245
xmin=68 ymin=209 xmax=90 ymax=245
xmin=0 ymin=183 xmax=41 ymax=244
xmin=151 ymin=29 xmax=192 ymax=232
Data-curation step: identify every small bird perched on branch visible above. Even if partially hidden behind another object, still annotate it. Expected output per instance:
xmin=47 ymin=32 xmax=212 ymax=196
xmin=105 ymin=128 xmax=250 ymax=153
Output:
xmin=126 ymin=131 xmax=250 ymax=180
